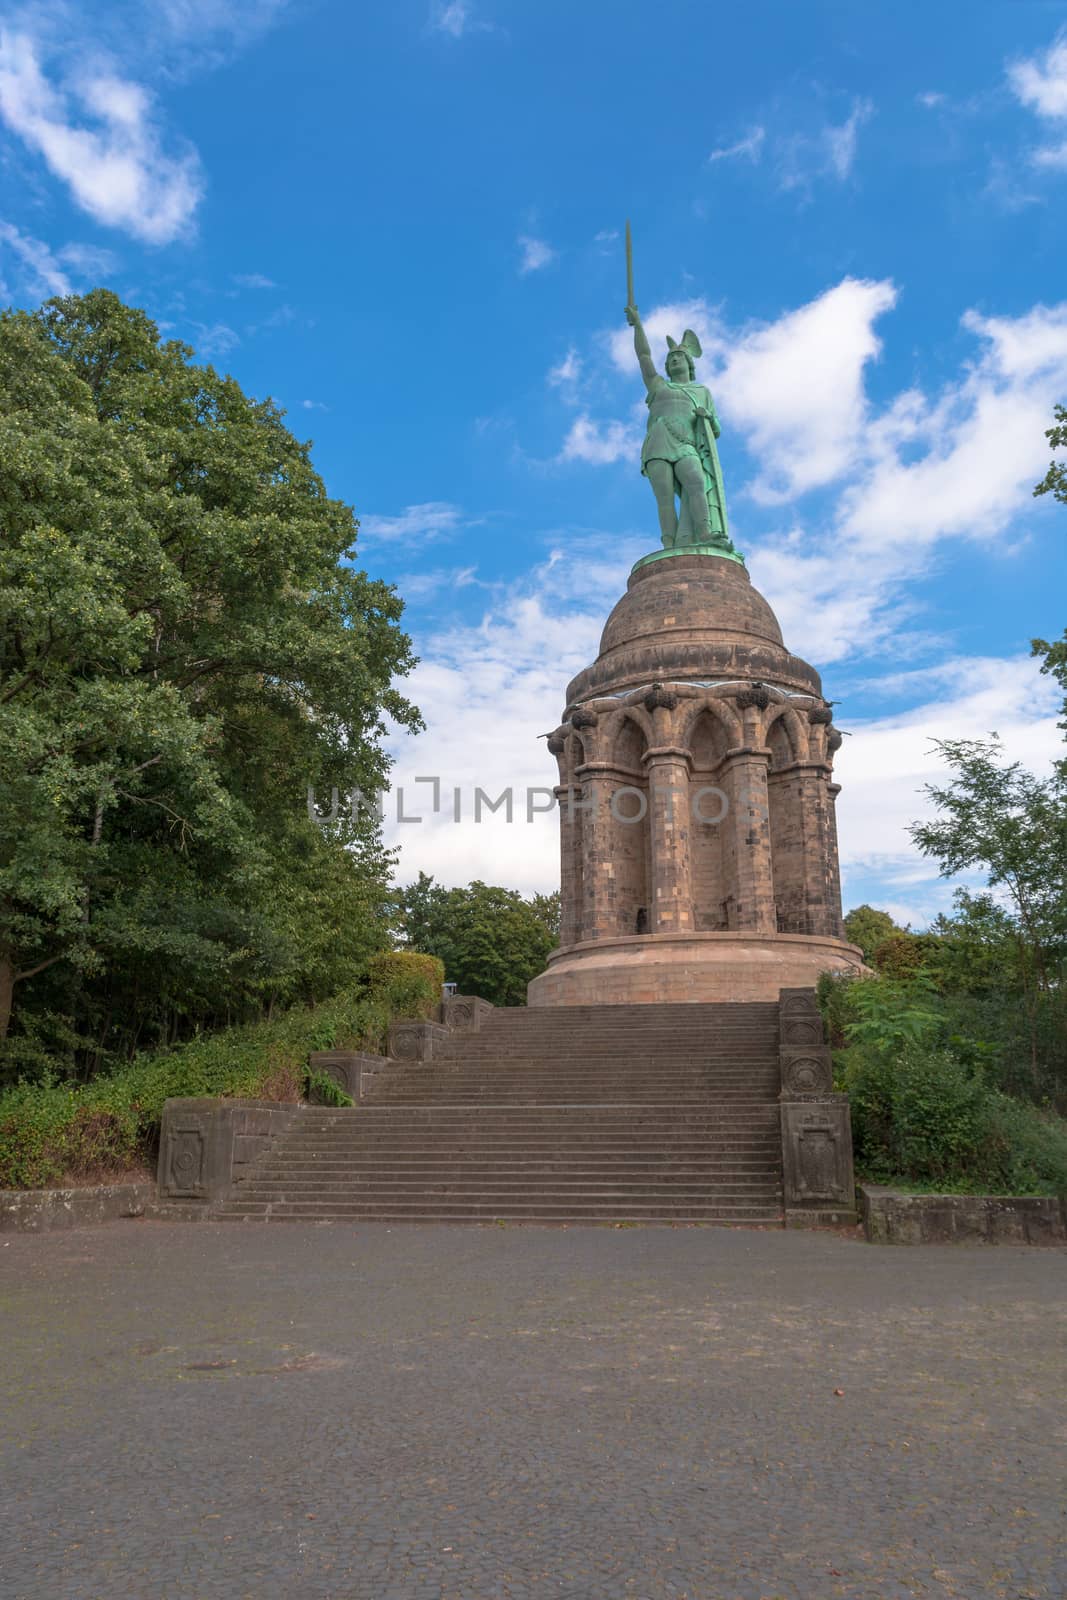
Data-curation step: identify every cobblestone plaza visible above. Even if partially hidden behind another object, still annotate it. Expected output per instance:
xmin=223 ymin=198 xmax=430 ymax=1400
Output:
xmin=2 ymin=1221 xmax=1064 ymax=1600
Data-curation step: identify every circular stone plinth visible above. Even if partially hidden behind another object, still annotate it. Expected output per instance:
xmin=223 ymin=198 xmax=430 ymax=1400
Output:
xmin=527 ymin=931 xmax=866 ymax=1007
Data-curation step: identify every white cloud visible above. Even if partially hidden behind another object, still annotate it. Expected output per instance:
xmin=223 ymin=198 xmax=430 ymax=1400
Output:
xmin=548 ymin=347 xmax=581 ymax=388
xmin=1009 ymin=31 xmax=1067 ymax=169
xmin=393 ymin=565 xmax=479 ymax=600
xmin=191 ymin=321 xmax=238 ymax=359
xmin=359 ymin=502 xmax=466 ymax=545
xmin=0 ymin=219 xmax=70 ymax=296
xmin=708 ymin=126 xmax=765 ymax=164
xmin=1009 ymin=31 xmax=1067 ymax=119
xmin=916 ymin=91 xmax=945 ymax=109
xmin=838 ymin=300 xmax=1067 ymax=552
xmin=429 ymin=1 xmax=475 ymax=38
xmin=0 ymin=30 xmax=202 ymax=243
xmin=518 ymin=234 xmax=555 ymax=275
xmin=300 ymin=398 xmax=328 ymax=411
xmin=836 ymin=656 xmax=1062 ymax=897
xmin=383 ymin=543 xmax=639 ymax=892
xmin=233 ymin=271 xmax=276 ymax=289
xmin=158 ymin=0 xmax=291 ymax=44
xmin=559 ymin=413 xmax=641 ymax=466
xmin=778 ymin=97 xmax=873 ymax=190
xmin=56 ymin=240 xmax=118 ymax=278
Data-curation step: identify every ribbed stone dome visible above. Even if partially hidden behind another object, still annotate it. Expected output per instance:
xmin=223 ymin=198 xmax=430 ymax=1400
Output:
xmin=565 ymin=552 xmax=821 ymax=706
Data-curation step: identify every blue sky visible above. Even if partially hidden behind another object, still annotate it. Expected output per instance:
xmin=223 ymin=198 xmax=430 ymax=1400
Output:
xmin=2 ymin=0 xmax=1067 ymax=924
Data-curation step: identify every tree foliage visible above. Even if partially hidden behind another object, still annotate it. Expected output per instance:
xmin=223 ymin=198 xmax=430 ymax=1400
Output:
xmin=0 ymin=290 xmax=420 ymax=1078
xmin=842 ymin=904 xmax=903 ymax=963
xmin=395 ymin=874 xmax=556 ymax=1007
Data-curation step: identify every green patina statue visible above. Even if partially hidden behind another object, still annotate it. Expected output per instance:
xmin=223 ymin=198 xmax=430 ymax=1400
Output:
xmin=624 ymin=224 xmax=741 ymax=562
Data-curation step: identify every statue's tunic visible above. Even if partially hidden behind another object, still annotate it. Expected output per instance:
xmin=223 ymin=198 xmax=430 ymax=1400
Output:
xmin=641 ymin=377 xmax=728 ymax=542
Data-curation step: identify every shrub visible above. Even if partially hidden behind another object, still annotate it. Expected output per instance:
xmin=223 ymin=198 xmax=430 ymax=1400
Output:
xmin=305 ymin=1070 xmax=355 ymax=1109
xmin=365 ymin=951 xmax=444 ymax=1020
xmin=843 ymin=1042 xmax=1067 ymax=1196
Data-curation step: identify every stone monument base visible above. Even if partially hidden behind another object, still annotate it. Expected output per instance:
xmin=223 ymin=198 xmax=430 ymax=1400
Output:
xmin=527 ymin=931 xmax=865 ymax=1007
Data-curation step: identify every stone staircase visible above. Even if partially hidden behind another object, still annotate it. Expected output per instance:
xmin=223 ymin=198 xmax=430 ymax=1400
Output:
xmin=216 ymin=1002 xmax=786 ymax=1225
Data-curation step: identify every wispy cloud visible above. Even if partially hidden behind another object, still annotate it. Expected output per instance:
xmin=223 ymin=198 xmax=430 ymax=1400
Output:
xmin=359 ymin=502 xmax=467 ymax=545
xmin=233 ymin=271 xmax=277 ymax=289
xmin=393 ymin=565 xmax=479 ymax=600
xmin=547 ymin=347 xmax=581 ymax=393
xmin=778 ymin=97 xmax=873 ymax=191
xmin=56 ymin=240 xmax=118 ymax=278
xmin=0 ymin=219 xmax=70 ymax=296
xmin=0 ymin=29 xmax=203 ymax=243
xmin=191 ymin=320 xmax=239 ymax=359
xmin=428 ymin=1 xmax=476 ymax=39
xmin=1009 ymin=30 xmax=1067 ymax=170
xmin=517 ymin=234 xmax=556 ymax=275
xmin=708 ymin=126 xmax=765 ymax=164
xmin=301 ymin=398 xmax=328 ymax=411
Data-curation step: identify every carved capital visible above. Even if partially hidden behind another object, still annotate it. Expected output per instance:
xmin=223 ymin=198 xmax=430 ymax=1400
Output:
xmin=735 ymin=681 xmax=773 ymax=711
xmin=547 ymin=729 xmax=567 ymax=756
xmin=570 ymin=706 xmax=598 ymax=730
xmin=808 ymin=705 xmax=834 ymax=726
xmin=643 ymin=681 xmax=678 ymax=714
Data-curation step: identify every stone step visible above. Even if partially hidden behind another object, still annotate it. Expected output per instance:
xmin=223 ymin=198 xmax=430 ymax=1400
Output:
xmin=249 ymin=1154 xmax=780 ymax=1172
xmin=240 ymin=1163 xmax=780 ymax=1182
xmin=234 ymin=1181 xmax=782 ymax=1202
xmin=217 ymin=1200 xmax=784 ymax=1221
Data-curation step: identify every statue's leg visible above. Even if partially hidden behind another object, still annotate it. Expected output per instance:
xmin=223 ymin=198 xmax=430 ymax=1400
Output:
xmin=646 ymin=460 xmax=678 ymax=547
xmin=676 ymin=457 xmax=711 ymax=544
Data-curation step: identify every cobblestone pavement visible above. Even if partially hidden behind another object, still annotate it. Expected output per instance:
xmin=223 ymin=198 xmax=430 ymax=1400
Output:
xmin=1 ymin=1222 xmax=1065 ymax=1600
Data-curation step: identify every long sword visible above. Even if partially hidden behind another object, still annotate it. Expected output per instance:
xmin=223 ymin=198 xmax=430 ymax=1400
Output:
xmin=625 ymin=219 xmax=634 ymax=307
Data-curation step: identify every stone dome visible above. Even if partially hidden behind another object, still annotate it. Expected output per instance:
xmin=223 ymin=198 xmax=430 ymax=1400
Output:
xmin=565 ymin=552 xmax=821 ymax=707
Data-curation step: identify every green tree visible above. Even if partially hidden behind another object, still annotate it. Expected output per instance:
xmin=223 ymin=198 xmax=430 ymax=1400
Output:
xmin=0 ymin=290 xmax=420 ymax=1071
xmin=396 ymin=876 xmax=556 ymax=1006
xmin=1032 ymin=404 xmax=1067 ymax=754
xmin=909 ymin=737 xmax=1067 ymax=1086
xmin=843 ymin=905 xmax=903 ymax=963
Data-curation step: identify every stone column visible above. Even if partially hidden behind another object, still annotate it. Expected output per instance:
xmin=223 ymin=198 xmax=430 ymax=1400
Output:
xmin=722 ymin=747 xmax=775 ymax=933
xmin=549 ymin=730 xmax=582 ymax=950
xmin=777 ymin=761 xmax=840 ymax=936
xmin=826 ymin=781 xmax=844 ymax=937
xmin=644 ymin=746 xmax=693 ymax=934
xmin=556 ymin=784 xmax=582 ymax=947
xmin=575 ymin=764 xmax=617 ymax=941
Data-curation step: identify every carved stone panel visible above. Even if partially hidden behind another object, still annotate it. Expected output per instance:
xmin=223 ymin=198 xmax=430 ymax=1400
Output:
xmin=440 ymin=995 xmax=494 ymax=1033
xmin=161 ymin=1118 xmax=208 ymax=1199
xmin=779 ymin=988 xmax=826 ymax=1050
xmin=781 ymin=1053 xmax=832 ymax=1094
xmin=387 ymin=1021 xmax=449 ymax=1062
xmin=781 ymin=1099 xmax=855 ymax=1210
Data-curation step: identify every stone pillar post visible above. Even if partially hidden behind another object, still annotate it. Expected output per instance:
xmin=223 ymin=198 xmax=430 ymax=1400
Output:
xmin=826 ymin=781 xmax=844 ymax=937
xmin=556 ymin=784 xmax=582 ymax=947
xmin=723 ymin=747 xmax=775 ymax=933
xmin=549 ymin=730 xmax=582 ymax=949
xmin=644 ymin=747 xmax=692 ymax=934
xmin=783 ymin=762 xmax=840 ymax=937
xmin=575 ymin=765 xmax=617 ymax=941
